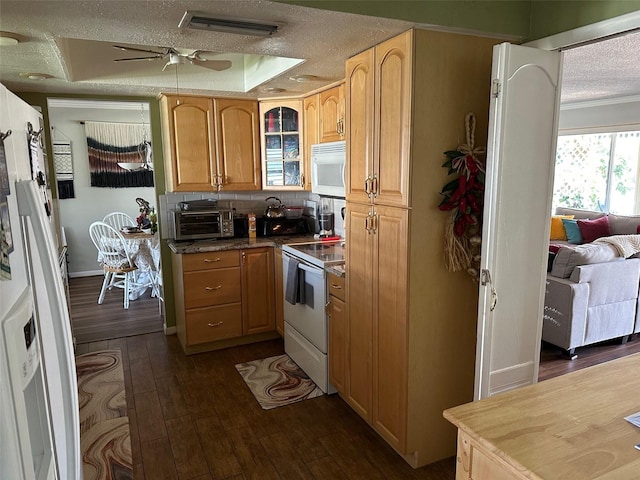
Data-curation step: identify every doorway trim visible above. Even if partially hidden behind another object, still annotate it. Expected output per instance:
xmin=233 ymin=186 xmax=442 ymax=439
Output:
xmin=524 ymin=10 xmax=640 ymax=51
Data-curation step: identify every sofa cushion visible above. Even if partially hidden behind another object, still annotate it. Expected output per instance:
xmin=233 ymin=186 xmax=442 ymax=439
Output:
xmin=562 ymin=219 xmax=583 ymax=244
xmin=608 ymin=213 xmax=640 ymax=235
xmin=555 ymin=207 xmax=606 ymax=220
xmin=550 ymin=243 xmax=620 ymax=278
xmin=577 ymin=216 xmax=612 ymax=243
xmin=550 ymin=215 xmax=574 ymax=240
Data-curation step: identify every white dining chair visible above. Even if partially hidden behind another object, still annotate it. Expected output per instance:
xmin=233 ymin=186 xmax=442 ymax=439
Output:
xmin=102 ymin=212 xmax=136 ymax=231
xmin=89 ymin=221 xmax=141 ymax=309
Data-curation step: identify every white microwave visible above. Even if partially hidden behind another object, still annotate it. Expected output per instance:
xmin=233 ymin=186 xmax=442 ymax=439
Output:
xmin=311 ymin=140 xmax=346 ymax=197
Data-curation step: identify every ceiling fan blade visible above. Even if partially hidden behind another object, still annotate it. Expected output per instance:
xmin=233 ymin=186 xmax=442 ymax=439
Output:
xmin=191 ymin=59 xmax=233 ymax=71
xmin=114 ymin=55 xmax=164 ymax=62
xmin=113 ymin=45 xmax=167 ymax=55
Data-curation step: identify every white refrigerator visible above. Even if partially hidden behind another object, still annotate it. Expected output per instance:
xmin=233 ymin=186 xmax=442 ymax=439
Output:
xmin=0 ymin=84 xmax=82 ymax=479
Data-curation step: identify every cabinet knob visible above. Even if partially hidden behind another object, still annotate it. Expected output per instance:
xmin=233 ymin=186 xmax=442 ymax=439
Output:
xmin=331 ymin=284 xmax=342 ymax=290
xmin=207 ymin=321 xmax=224 ymax=327
xmin=205 ymin=285 xmax=222 ymax=291
xmin=203 ymin=257 xmax=221 ymax=263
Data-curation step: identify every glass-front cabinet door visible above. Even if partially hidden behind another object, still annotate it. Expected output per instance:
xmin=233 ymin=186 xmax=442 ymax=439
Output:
xmin=259 ymin=100 xmax=305 ymax=190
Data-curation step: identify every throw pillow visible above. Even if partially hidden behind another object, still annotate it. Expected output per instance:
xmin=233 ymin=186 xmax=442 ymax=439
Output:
xmin=577 ymin=215 xmax=611 ymax=243
xmin=562 ymin=219 xmax=583 ymax=244
xmin=550 ymin=215 xmax=574 ymax=240
xmin=547 ymin=252 xmax=556 ymax=272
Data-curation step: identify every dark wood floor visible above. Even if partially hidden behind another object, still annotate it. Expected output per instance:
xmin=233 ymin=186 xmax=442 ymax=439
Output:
xmin=70 ymin=278 xmax=640 ymax=479
xmin=69 ymin=275 xmax=164 ymax=344
xmin=76 ymin=335 xmax=456 ymax=480
xmin=538 ymin=334 xmax=640 ymax=381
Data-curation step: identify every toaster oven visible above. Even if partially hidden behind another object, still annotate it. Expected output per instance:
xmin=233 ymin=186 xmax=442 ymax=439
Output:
xmin=172 ymin=209 xmax=234 ymax=240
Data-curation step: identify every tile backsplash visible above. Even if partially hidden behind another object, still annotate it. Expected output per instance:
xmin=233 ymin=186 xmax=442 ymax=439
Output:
xmin=159 ymin=190 xmax=349 ymax=239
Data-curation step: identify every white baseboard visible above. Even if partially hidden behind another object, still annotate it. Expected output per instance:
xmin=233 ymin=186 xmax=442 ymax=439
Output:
xmin=70 ymin=270 xmax=103 ymax=278
xmin=164 ymin=326 xmax=176 ymax=336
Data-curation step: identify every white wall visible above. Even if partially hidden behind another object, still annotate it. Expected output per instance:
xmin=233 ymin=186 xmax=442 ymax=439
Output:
xmin=47 ymin=102 xmax=155 ymax=276
xmin=559 ymin=97 xmax=640 ymax=132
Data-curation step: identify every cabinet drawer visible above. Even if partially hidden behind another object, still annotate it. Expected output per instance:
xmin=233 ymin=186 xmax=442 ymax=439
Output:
xmin=183 ymin=250 xmax=240 ymax=272
xmin=185 ymin=304 xmax=243 ymax=345
xmin=184 ymin=268 xmax=241 ymax=308
xmin=328 ymin=272 xmax=345 ymax=302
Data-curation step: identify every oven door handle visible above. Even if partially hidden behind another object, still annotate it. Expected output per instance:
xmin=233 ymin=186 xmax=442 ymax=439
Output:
xmin=297 ymin=263 xmax=323 ymax=276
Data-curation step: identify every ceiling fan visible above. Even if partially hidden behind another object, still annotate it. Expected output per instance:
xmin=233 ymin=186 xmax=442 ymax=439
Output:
xmin=113 ymin=45 xmax=232 ymax=72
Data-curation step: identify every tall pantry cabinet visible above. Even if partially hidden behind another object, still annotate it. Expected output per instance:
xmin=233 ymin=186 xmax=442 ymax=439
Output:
xmin=343 ymin=29 xmax=500 ymax=467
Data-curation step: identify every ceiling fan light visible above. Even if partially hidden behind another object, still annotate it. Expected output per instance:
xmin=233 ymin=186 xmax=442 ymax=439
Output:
xmin=179 ymin=11 xmax=281 ymax=36
xmin=20 ymin=72 xmax=52 ymax=80
xmin=118 ymin=162 xmax=144 ymax=171
xmin=0 ymin=31 xmax=21 ymax=46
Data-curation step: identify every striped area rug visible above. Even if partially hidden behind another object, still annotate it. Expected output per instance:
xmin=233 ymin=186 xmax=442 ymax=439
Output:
xmin=235 ymin=354 xmax=324 ymax=410
xmin=75 ymin=349 xmax=132 ymax=480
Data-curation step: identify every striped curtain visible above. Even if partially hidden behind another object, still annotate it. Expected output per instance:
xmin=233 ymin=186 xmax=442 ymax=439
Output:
xmin=84 ymin=121 xmax=154 ymax=188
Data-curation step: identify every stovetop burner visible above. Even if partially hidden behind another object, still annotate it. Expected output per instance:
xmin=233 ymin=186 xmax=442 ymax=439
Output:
xmin=282 ymin=240 xmax=345 ymax=268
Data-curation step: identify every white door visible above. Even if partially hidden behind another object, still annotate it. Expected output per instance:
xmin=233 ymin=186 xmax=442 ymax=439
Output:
xmin=475 ymin=43 xmax=562 ymax=399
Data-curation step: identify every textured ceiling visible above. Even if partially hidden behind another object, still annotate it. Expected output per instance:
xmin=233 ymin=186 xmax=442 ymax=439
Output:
xmin=0 ymin=1 xmax=638 ymax=103
xmin=560 ymin=29 xmax=640 ymax=104
xmin=0 ymin=0 xmax=413 ymax=98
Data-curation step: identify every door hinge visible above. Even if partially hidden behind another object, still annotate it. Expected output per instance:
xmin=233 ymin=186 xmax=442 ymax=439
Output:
xmin=491 ymin=79 xmax=501 ymax=99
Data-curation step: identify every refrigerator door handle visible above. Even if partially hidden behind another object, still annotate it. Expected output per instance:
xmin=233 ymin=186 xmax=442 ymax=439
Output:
xmin=16 ymin=180 xmax=82 ymax=480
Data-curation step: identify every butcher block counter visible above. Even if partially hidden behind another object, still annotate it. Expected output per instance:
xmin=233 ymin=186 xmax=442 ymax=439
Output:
xmin=444 ymin=353 xmax=640 ymax=480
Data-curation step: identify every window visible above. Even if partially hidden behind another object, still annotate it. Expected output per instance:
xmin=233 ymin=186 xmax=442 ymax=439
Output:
xmin=553 ymin=130 xmax=640 ymax=214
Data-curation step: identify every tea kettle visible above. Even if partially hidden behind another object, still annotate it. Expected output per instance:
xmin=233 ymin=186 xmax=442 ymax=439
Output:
xmin=265 ymin=197 xmax=286 ymax=218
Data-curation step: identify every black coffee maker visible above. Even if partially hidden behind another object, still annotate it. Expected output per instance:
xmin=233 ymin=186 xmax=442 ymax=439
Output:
xmin=319 ymin=213 xmax=334 ymax=237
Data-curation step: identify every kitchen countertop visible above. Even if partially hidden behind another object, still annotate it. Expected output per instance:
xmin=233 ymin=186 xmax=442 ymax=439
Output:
xmin=325 ymin=263 xmax=345 ymax=278
xmin=167 ymin=235 xmax=318 ymax=254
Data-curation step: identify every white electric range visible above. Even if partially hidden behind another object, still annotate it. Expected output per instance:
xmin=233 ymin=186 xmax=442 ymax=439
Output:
xmin=281 ymin=240 xmax=345 ymax=394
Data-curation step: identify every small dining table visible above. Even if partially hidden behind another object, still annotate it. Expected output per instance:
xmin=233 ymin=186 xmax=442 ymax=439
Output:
xmin=118 ymin=230 xmax=161 ymax=300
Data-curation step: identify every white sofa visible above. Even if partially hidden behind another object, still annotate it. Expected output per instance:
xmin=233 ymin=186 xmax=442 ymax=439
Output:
xmin=542 ymin=208 xmax=640 ymax=358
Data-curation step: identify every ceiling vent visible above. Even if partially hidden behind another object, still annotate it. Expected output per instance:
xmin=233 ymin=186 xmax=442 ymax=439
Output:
xmin=179 ymin=12 xmax=281 ymax=36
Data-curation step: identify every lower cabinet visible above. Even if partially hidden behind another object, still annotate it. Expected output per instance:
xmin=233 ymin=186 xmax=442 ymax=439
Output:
xmin=327 ymin=272 xmax=346 ymax=394
xmin=172 ymin=247 xmax=276 ymax=353
xmin=241 ymin=247 xmax=275 ymax=335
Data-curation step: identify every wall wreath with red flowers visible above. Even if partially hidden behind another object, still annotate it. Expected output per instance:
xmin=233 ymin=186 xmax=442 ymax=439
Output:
xmin=438 ymin=113 xmax=485 ymax=278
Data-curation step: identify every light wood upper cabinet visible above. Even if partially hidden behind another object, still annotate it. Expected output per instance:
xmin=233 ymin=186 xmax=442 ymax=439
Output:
xmin=302 ymin=95 xmax=319 ymax=191
xmin=345 ymin=34 xmax=411 ymax=207
xmin=214 ymin=99 xmax=261 ymax=191
xmin=319 ymin=84 xmax=345 ymax=143
xmin=259 ymin=99 xmax=305 ymax=190
xmin=345 ymin=49 xmax=375 ymax=205
xmin=160 ymin=95 xmax=217 ymax=192
xmin=241 ymin=247 xmax=275 ymax=335
xmin=375 ymin=33 xmax=412 ymax=207
xmin=160 ymin=94 xmax=261 ymax=192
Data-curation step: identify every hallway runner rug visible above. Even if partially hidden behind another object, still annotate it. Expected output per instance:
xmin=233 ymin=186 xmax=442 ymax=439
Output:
xmin=76 ymin=349 xmax=132 ymax=480
xmin=235 ymin=354 xmax=323 ymax=410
